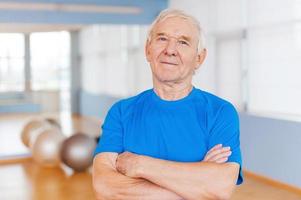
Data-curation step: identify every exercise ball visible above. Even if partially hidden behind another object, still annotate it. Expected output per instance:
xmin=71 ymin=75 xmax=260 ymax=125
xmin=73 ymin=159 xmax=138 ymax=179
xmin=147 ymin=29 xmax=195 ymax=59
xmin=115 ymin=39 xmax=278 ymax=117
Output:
xmin=28 ymin=126 xmax=51 ymax=148
xmin=31 ymin=128 xmax=65 ymax=167
xmin=60 ymin=133 xmax=97 ymax=172
xmin=21 ymin=119 xmax=51 ymax=147
xmin=45 ymin=118 xmax=61 ymax=129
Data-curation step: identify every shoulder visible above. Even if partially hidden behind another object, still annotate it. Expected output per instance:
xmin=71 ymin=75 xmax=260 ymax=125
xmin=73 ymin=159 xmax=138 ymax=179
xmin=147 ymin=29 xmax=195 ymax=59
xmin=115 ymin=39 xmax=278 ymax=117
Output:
xmin=108 ymin=89 xmax=153 ymax=116
xmin=193 ymin=88 xmax=239 ymax=120
xmin=194 ymin=88 xmax=231 ymax=107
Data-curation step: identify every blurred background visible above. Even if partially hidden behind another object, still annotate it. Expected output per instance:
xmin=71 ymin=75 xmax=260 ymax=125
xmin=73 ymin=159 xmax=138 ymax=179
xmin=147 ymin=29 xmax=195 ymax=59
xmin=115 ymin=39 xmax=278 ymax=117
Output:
xmin=0 ymin=0 xmax=301 ymax=199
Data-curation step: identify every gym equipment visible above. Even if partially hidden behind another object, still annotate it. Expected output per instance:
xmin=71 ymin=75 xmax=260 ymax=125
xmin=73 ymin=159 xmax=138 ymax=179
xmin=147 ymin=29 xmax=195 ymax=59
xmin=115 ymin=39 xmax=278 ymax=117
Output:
xmin=21 ymin=119 xmax=51 ymax=147
xmin=60 ymin=133 xmax=97 ymax=172
xmin=21 ymin=118 xmax=98 ymax=172
xmin=44 ymin=118 xmax=61 ymax=129
xmin=31 ymin=128 xmax=65 ymax=167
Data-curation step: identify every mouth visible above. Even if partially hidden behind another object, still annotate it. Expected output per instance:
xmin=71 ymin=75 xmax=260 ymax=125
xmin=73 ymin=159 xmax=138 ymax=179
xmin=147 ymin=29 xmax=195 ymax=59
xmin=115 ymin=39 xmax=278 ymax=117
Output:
xmin=160 ymin=61 xmax=178 ymax=66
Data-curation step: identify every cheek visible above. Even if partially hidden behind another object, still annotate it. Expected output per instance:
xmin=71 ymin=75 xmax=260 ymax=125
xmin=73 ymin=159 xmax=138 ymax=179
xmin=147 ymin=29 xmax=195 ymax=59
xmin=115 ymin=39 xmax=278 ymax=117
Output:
xmin=181 ymin=53 xmax=198 ymax=69
xmin=149 ymin=46 xmax=164 ymax=59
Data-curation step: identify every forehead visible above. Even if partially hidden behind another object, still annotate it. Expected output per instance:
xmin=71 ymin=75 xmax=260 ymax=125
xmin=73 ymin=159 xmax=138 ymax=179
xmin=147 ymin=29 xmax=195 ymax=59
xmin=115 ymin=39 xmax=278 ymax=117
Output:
xmin=153 ymin=16 xmax=198 ymax=39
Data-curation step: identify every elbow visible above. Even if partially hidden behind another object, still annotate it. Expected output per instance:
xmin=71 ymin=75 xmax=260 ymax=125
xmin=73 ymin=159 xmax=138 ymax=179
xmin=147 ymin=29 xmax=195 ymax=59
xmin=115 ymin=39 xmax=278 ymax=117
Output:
xmin=204 ymin=163 xmax=239 ymax=200
xmin=92 ymin=177 xmax=109 ymax=200
xmin=92 ymin=153 xmax=123 ymax=200
xmin=92 ymin=173 xmax=118 ymax=200
xmin=200 ymin=190 xmax=233 ymax=200
xmin=204 ymin=181 xmax=235 ymax=200
xmin=214 ymin=190 xmax=233 ymax=200
xmin=93 ymin=179 xmax=120 ymax=200
xmin=188 ymin=186 xmax=233 ymax=200
xmin=185 ymin=179 xmax=235 ymax=200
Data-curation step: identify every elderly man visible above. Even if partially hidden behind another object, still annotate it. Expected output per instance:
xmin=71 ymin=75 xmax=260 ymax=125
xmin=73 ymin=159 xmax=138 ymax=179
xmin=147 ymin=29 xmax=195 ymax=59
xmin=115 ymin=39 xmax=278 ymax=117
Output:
xmin=92 ymin=9 xmax=243 ymax=200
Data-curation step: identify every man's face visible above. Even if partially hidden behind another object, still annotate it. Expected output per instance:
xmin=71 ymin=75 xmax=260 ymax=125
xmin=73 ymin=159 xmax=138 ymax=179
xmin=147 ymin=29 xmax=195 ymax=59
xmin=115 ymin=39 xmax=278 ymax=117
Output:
xmin=146 ymin=16 xmax=206 ymax=85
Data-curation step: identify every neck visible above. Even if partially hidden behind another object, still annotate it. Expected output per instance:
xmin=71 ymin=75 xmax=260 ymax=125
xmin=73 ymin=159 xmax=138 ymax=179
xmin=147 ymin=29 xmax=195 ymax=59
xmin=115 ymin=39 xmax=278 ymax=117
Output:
xmin=153 ymin=81 xmax=193 ymax=101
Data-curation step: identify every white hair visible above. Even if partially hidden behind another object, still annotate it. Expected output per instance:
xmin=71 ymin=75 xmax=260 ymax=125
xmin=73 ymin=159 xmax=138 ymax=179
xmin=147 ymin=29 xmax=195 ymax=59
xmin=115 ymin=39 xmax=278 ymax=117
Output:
xmin=146 ymin=9 xmax=206 ymax=52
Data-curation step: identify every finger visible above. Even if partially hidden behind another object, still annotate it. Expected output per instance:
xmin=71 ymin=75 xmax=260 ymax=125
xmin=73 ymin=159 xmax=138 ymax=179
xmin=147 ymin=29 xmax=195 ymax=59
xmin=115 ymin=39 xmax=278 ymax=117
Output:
xmin=205 ymin=146 xmax=231 ymax=161
xmin=204 ymin=146 xmax=230 ymax=161
xmin=207 ymin=144 xmax=222 ymax=154
xmin=204 ymin=145 xmax=223 ymax=161
xmin=215 ymin=156 xmax=229 ymax=164
xmin=208 ymin=150 xmax=232 ymax=162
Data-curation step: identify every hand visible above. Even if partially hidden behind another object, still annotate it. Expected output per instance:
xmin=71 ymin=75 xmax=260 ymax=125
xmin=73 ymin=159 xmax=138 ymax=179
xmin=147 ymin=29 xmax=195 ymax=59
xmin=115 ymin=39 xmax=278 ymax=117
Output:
xmin=203 ymin=144 xmax=232 ymax=164
xmin=116 ymin=151 xmax=141 ymax=178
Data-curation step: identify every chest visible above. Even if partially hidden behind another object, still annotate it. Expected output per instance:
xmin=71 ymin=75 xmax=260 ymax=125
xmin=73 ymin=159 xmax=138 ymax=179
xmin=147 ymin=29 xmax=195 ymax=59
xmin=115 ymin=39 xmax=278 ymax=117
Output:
xmin=123 ymin=106 xmax=208 ymax=162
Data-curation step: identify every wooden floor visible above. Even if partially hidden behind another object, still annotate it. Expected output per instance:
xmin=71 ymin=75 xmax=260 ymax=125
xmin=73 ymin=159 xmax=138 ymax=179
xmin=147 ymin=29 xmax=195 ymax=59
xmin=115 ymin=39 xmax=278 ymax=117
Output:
xmin=0 ymin=159 xmax=301 ymax=200
xmin=1 ymin=113 xmax=301 ymax=200
xmin=231 ymin=173 xmax=301 ymax=200
xmin=0 ymin=159 xmax=95 ymax=200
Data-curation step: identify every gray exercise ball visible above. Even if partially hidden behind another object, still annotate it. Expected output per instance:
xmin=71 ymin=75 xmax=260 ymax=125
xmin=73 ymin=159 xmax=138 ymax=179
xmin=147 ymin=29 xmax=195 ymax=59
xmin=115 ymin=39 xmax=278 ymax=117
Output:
xmin=60 ymin=133 xmax=97 ymax=172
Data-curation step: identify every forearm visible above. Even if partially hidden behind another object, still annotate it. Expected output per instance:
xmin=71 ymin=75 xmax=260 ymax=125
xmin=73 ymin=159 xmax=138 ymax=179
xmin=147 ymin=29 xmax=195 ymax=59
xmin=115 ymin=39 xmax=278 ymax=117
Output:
xmin=138 ymin=157 xmax=238 ymax=200
xmin=93 ymin=161 xmax=182 ymax=200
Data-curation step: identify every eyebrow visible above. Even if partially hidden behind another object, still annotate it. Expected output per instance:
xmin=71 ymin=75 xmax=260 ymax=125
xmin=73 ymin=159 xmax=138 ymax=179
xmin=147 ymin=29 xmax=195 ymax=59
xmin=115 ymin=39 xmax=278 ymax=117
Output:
xmin=155 ymin=32 xmax=167 ymax=38
xmin=155 ymin=32 xmax=192 ymax=42
xmin=180 ymin=35 xmax=192 ymax=42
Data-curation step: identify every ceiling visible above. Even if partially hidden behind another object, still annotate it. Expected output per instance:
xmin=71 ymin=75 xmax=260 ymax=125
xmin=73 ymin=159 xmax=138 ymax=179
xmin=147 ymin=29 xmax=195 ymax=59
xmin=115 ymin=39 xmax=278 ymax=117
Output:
xmin=0 ymin=0 xmax=167 ymax=33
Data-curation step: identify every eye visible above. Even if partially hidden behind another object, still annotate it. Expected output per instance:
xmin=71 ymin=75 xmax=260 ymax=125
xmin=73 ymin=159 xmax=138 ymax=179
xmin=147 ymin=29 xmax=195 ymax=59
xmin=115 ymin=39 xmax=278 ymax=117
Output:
xmin=157 ymin=36 xmax=167 ymax=41
xmin=178 ymin=40 xmax=189 ymax=46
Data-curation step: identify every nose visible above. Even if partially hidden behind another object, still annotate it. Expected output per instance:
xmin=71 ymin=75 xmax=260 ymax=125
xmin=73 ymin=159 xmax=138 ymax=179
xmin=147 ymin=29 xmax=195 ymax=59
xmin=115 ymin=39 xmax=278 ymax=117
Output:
xmin=164 ymin=39 xmax=178 ymax=56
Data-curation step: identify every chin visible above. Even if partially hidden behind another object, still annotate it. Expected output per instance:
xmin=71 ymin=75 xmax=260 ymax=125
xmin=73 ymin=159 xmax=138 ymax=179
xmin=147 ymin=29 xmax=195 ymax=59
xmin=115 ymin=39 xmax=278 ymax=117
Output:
xmin=156 ymin=75 xmax=179 ymax=83
xmin=153 ymin=69 xmax=181 ymax=82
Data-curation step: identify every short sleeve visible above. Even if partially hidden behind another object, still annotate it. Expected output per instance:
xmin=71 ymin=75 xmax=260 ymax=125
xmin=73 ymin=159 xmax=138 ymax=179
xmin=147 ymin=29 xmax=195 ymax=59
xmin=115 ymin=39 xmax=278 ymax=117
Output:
xmin=94 ymin=102 xmax=124 ymax=156
xmin=208 ymin=103 xmax=243 ymax=185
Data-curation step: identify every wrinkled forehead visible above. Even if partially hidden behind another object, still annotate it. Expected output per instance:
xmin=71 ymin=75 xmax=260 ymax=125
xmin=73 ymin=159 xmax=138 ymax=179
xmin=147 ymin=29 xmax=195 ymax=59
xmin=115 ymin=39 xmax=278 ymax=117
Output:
xmin=151 ymin=16 xmax=199 ymax=41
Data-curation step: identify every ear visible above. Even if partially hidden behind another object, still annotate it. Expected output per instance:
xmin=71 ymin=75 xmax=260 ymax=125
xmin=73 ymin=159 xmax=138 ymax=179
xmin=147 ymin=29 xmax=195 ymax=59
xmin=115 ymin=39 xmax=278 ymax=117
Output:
xmin=145 ymin=41 xmax=151 ymax=62
xmin=195 ymin=48 xmax=207 ymax=70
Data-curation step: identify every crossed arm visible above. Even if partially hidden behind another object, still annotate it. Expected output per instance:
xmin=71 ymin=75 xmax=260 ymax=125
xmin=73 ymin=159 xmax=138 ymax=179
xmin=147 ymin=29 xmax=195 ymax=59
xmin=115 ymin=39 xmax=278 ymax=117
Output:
xmin=92 ymin=144 xmax=239 ymax=200
xmin=93 ymin=152 xmax=182 ymax=200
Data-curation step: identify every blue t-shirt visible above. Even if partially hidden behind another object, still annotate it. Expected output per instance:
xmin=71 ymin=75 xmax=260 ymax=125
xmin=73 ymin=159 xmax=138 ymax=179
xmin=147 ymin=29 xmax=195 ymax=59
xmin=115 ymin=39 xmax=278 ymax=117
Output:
xmin=94 ymin=87 xmax=243 ymax=184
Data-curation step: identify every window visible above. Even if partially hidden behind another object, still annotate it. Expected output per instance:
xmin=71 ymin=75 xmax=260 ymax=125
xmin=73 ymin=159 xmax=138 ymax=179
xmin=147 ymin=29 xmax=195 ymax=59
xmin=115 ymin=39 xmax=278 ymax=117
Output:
xmin=246 ymin=0 xmax=301 ymax=119
xmin=0 ymin=33 xmax=25 ymax=92
xmin=80 ymin=25 xmax=150 ymax=97
xmin=213 ymin=0 xmax=301 ymax=120
xmin=30 ymin=31 xmax=70 ymax=91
